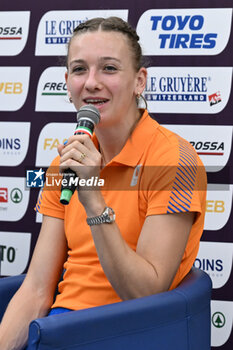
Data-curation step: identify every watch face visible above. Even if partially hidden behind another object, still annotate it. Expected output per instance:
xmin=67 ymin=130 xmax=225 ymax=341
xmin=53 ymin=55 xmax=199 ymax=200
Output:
xmin=104 ymin=207 xmax=115 ymax=223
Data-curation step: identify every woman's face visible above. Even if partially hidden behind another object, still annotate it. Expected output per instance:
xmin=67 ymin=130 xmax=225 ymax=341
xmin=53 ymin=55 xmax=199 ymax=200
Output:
xmin=65 ymin=30 xmax=146 ymax=128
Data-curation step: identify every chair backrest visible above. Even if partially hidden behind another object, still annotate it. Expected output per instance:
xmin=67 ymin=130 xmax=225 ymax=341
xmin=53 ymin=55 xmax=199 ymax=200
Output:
xmin=27 ymin=267 xmax=212 ymax=350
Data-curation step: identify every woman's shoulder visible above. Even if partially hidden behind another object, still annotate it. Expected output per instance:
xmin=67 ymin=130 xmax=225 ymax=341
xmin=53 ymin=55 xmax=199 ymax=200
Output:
xmin=145 ymin=118 xmax=201 ymax=166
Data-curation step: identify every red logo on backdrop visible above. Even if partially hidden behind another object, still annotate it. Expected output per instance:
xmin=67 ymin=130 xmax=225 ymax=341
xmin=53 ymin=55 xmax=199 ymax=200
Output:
xmin=0 ymin=188 xmax=8 ymax=202
xmin=208 ymin=91 xmax=222 ymax=106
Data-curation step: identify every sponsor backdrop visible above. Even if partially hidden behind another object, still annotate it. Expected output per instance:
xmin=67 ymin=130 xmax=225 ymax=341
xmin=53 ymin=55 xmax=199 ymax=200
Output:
xmin=0 ymin=0 xmax=232 ymax=348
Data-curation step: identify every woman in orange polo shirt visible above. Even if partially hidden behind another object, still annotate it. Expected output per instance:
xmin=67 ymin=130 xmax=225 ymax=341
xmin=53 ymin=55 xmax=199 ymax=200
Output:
xmin=0 ymin=17 xmax=206 ymax=350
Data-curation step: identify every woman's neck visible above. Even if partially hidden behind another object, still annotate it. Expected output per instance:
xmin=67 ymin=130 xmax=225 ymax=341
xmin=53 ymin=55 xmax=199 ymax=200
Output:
xmin=96 ymin=109 xmax=143 ymax=165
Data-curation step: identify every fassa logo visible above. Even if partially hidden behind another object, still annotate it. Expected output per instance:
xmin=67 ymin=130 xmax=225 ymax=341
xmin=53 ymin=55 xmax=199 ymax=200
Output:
xmin=44 ymin=138 xmax=68 ymax=150
xmin=36 ymin=123 xmax=75 ymax=166
xmin=137 ymin=8 xmax=232 ymax=55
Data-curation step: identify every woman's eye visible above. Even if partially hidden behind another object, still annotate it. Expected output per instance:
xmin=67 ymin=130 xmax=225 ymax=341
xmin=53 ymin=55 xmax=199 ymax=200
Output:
xmin=72 ymin=66 xmax=86 ymax=73
xmin=104 ymin=65 xmax=117 ymax=72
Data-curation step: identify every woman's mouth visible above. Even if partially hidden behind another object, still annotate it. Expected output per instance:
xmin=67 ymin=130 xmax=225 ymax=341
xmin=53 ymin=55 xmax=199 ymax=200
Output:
xmin=83 ymin=98 xmax=109 ymax=106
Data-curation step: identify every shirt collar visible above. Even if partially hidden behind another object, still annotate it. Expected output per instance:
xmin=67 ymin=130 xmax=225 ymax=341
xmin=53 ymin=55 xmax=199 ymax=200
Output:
xmin=92 ymin=109 xmax=159 ymax=167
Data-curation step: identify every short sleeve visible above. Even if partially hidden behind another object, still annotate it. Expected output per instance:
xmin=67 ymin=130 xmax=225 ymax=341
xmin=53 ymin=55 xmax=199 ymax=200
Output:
xmin=142 ymin=135 xmax=207 ymax=217
xmin=35 ymin=156 xmax=65 ymax=220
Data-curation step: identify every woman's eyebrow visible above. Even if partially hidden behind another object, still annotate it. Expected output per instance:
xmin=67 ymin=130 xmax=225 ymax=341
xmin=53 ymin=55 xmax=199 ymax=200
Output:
xmin=69 ymin=57 xmax=122 ymax=68
xmin=100 ymin=57 xmax=121 ymax=63
xmin=69 ymin=59 xmax=86 ymax=66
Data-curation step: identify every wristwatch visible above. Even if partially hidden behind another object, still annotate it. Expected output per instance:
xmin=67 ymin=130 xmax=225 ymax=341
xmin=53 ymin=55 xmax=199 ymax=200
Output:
xmin=86 ymin=207 xmax=115 ymax=226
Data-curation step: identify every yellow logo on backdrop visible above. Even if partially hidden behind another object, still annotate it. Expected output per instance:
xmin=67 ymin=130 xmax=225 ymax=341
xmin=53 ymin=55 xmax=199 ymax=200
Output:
xmin=206 ymin=200 xmax=225 ymax=213
xmin=44 ymin=138 xmax=68 ymax=150
xmin=0 ymin=82 xmax=23 ymax=94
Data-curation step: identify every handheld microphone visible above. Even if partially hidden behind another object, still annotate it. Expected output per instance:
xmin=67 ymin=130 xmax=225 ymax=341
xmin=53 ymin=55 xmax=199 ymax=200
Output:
xmin=60 ymin=104 xmax=100 ymax=205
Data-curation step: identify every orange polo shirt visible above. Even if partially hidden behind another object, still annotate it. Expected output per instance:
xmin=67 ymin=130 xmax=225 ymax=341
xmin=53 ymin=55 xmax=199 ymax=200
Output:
xmin=36 ymin=110 xmax=207 ymax=310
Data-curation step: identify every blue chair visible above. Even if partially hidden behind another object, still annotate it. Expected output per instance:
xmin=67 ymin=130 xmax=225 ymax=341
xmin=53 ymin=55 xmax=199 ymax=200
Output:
xmin=0 ymin=267 xmax=212 ymax=350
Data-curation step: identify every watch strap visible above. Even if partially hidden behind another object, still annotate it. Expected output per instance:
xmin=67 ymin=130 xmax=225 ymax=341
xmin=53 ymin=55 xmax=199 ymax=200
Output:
xmin=86 ymin=206 xmax=115 ymax=226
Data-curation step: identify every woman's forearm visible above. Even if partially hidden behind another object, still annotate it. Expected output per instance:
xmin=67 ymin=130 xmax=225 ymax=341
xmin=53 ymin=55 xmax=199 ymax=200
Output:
xmin=0 ymin=282 xmax=52 ymax=350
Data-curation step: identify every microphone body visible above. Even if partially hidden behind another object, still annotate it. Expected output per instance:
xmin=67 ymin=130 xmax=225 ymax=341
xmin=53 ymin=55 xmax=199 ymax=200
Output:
xmin=60 ymin=105 xmax=100 ymax=205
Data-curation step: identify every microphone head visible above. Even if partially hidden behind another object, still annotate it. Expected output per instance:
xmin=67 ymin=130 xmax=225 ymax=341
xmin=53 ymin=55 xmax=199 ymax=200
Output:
xmin=77 ymin=104 xmax=100 ymax=126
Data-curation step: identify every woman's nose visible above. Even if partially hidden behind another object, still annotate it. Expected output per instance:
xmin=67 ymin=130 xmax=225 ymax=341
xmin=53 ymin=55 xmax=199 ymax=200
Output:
xmin=84 ymin=69 xmax=102 ymax=91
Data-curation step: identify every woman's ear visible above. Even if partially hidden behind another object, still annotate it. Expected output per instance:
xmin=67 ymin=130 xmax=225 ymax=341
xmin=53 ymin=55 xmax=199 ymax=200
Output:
xmin=135 ymin=67 xmax=147 ymax=95
xmin=65 ymin=71 xmax=72 ymax=102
